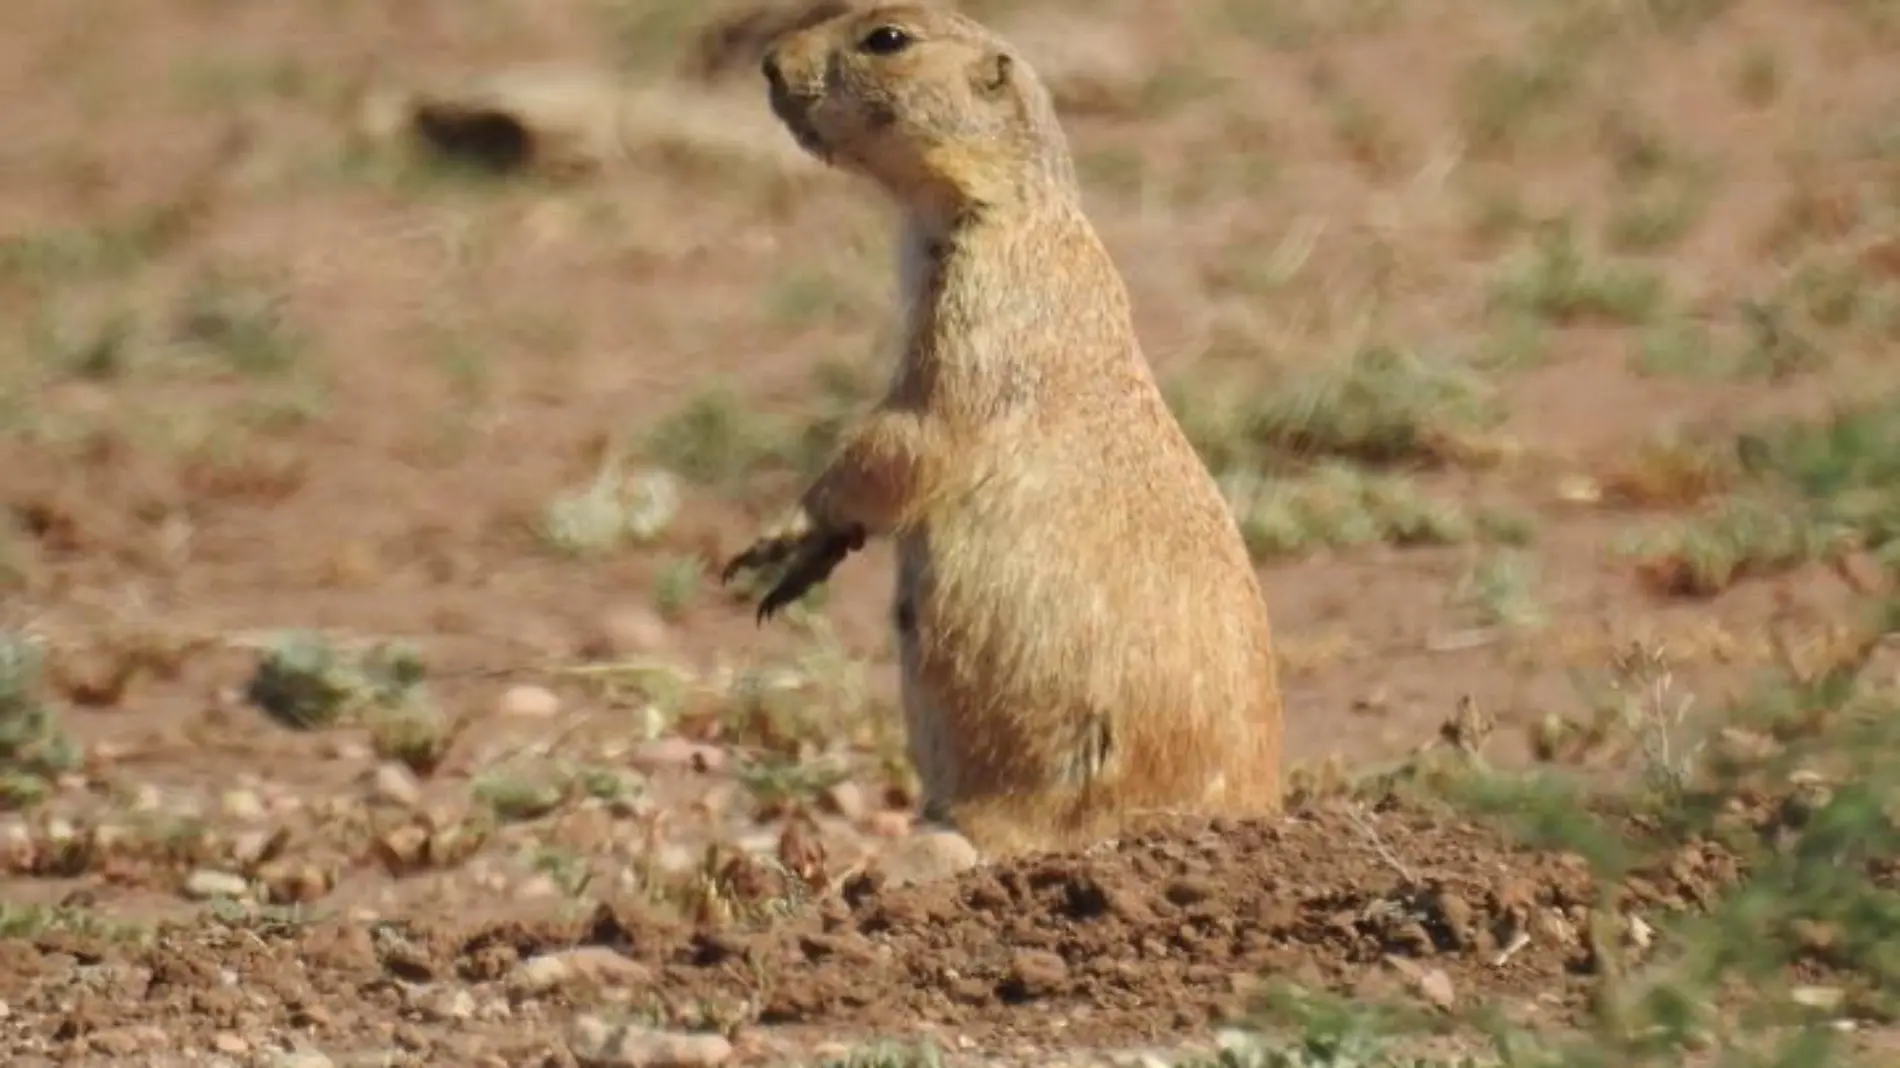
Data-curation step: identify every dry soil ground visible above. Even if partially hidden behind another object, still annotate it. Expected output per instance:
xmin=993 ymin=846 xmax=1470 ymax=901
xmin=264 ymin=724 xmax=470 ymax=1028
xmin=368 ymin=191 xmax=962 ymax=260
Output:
xmin=3 ymin=0 xmax=1900 ymax=1064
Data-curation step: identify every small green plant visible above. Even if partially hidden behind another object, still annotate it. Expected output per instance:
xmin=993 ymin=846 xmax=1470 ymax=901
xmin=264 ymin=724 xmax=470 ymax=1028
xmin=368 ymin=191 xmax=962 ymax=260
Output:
xmin=473 ymin=771 xmax=567 ymax=823
xmin=1210 ymin=985 xmax=1474 ymax=1066
xmin=1490 ymin=219 xmax=1667 ymax=325
xmin=1604 ymin=170 xmax=1712 ymax=253
xmin=1732 ymin=298 xmax=1829 ymax=381
xmin=765 ymin=267 xmax=860 ymax=328
xmin=0 ymin=212 xmax=176 ymax=291
xmin=1622 ymin=390 xmax=1900 ymax=594
xmin=1622 ymin=495 xmax=1834 ymax=597
xmin=174 ymin=269 xmax=306 ymax=377
xmin=29 ymin=303 xmax=138 ymax=383
xmin=1222 ymin=465 xmax=1483 ymax=560
xmin=644 ymin=386 xmax=786 ymax=488
xmin=1628 ymin=318 xmax=1721 ymax=379
xmin=0 ymin=631 xmax=84 ymax=810
xmin=651 ymin=555 xmax=704 ymax=622
xmin=1172 ymin=343 xmax=1506 ymax=473
xmin=1324 ymin=91 xmax=1404 ymax=176
xmin=1731 ymin=46 xmax=1781 ymax=107
xmin=365 ymin=700 xmax=460 ymax=776
xmin=530 ymin=846 xmax=595 ymax=898
xmin=540 ymin=459 xmax=681 ymax=558
xmin=0 ymin=903 xmax=151 ymax=942
xmin=790 ymin=357 xmax=879 ymax=477
xmin=243 ymin=632 xmax=429 ymax=731
xmin=1450 ymin=550 xmax=1547 ymax=630
xmin=737 ymin=756 xmax=853 ymax=813
xmin=1456 ymin=52 xmax=1579 ymax=157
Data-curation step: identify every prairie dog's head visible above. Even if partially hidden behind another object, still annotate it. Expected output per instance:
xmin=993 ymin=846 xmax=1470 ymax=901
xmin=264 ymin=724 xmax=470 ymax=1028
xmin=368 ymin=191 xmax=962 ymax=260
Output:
xmin=760 ymin=3 xmax=1075 ymax=220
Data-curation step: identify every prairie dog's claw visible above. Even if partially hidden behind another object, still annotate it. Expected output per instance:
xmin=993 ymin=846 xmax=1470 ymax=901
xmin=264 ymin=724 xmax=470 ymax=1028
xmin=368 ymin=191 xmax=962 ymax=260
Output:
xmin=721 ymin=508 xmax=820 ymax=586
xmin=755 ymin=527 xmax=864 ymax=622
xmin=720 ymin=536 xmax=796 ymax=585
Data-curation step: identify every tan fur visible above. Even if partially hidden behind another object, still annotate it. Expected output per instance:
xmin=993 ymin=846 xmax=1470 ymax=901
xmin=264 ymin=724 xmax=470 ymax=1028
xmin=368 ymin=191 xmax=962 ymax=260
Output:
xmin=733 ymin=2 xmax=1285 ymax=856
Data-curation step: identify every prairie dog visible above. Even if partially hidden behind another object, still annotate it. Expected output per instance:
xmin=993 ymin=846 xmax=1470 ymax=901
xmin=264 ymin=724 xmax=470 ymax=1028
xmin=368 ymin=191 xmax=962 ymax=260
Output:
xmin=723 ymin=2 xmax=1284 ymax=855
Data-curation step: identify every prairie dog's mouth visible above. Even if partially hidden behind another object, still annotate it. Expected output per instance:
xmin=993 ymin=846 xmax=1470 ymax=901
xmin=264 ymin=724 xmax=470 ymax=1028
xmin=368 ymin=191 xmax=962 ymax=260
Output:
xmin=767 ymin=82 xmax=831 ymax=162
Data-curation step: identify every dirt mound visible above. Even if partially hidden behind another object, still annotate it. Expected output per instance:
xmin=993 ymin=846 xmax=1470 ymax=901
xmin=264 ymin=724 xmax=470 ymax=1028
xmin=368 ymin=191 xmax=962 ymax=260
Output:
xmin=0 ymin=801 xmax=1741 ymax=1062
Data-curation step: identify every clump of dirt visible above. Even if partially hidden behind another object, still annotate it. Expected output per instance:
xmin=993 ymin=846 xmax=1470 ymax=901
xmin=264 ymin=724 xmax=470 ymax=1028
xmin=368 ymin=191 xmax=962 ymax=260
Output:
xmin=0 ymin=800 xmax=1753 ymax=1061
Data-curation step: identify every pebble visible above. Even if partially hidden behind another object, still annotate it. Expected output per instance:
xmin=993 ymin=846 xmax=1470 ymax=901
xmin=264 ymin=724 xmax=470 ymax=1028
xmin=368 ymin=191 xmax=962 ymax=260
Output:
xmin=864 ymin=811 xmax=912 ymax=839
xmin=0 ymin=823 xmax=34 ymax=867
xmin=221 ymin=789 xmax=268 ymax=822
xmin=877 ymin=829 xmax=981 ymax=888
xmin=509 ymin=947 xmax=653 ymax=997
xmin=590 ymin=605 xmax=673 ymax=658
xmin=267 ymin=1053 xmax=336 ymax=1068
xmin=499 ymin=684 xmax=562 ymax=719
xmin=821 ymin=781 xmax=866 ymax=821
xmin=418 ymin=986 xmax=478 ymax=1022
xmin=569 ymin=1016 xmax=732 ymax=1067
xmin=212 ymin=1033 xmax=249 ymax=1055
xmin=183 ymin=869 xmax=252 ymax=901
xmin=369 ymin=763 xmax=423 ymax=807
xmin=324 ymin=739 xmax=373 ymax=762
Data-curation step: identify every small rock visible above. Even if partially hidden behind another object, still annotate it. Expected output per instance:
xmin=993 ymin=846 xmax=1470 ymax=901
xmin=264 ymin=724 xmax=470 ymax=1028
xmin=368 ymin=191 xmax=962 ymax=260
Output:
xmin=516 ymin=873 xmax=562 ymax=900
xmin=1791 ymin=985 xmax=1846 ymax=1010
xmin=568 ymin=1016 xmax=732 ymax=1067
xmin=260 ymin=861 xmax=334 ymax=904
xmin=230 ymin=829 xmax=282 ymax=868
xmin=1005 ymin=949 xmax=1068 ymax=998
xmin=629 ymin=738 xmax=725 ymax=774
xmin=324 ymin=739 xmax=373 ymax=762
xmin=1555 ymin=474 xmax=1602 ymax=505
xmin=864 ymin=811 xmax=911 ymax=839
xmin=374 ymin=826 xmax=430 ymax=874
xmin=587 ymin=606 xmax=673 ymax=658
xmin=1416 ymin=967 xmax=1456 ymax=1011
xmin=88 ymin=1029 xmax=144 ymax=1056
xmin=509 ymin=946 xmax=653 ymax=997
xmin=268 ymin=1053 xmax=336 ymax=1068
xmin=221 ymin=789 xmax=267 ymax=822
xmin=1836 ymin=550 xmax=1888 ymax=595
xmin=212 ymin=1033 xmax=249 ymax=1054
xmin=877 ymin=829 xmax=980 ymax=887
xmin=183 ymin=869 xmax=251 ymax=901
xmin=1386 ymin=955 xmax=1456 ymax=1012
xmin=0 ymin=823 xmax=34 ymax=869
xmin=499 ymin=684 xmax=562 ymax=720
xmin=370 ymin=763 xmax=423 ymax=808
xmin=420 ymin=986 xmax=478 ymax=1022
xmin=820 ymin=781 xmax=866 ymax=821
xmin=653 ymin=844 xmax=699 ymax=875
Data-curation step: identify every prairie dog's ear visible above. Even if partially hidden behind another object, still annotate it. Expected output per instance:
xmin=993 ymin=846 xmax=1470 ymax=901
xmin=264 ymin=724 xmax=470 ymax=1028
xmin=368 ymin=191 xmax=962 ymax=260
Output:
xmin=972 ymin=48 xmax=1012 ymax=97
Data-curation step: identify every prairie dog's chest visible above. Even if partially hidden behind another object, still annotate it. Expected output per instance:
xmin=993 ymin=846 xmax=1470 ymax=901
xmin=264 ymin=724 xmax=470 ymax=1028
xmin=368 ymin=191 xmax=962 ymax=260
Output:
xmin=891 ymin=457 xmax=1054 ymax=596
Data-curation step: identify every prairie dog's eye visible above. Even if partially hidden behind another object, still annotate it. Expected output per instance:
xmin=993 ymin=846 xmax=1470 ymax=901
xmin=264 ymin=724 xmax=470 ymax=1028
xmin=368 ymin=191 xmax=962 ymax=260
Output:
xmin=858 ymin=25 xmax=914 ymax=55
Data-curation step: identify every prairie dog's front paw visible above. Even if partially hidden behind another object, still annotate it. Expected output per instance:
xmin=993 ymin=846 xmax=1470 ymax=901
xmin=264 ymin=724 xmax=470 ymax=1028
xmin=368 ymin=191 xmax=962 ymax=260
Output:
xmin=719 ymin=507 xmax=814 ymax=584
xmin=721 ymin=509 xmax=864 ymax=623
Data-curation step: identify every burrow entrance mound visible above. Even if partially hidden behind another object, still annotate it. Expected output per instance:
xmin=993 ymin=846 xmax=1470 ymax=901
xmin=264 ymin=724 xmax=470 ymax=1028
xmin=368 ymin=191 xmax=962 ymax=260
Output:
xmin=0 ymin=800 xmax=1742 ymax=1059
